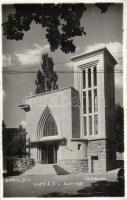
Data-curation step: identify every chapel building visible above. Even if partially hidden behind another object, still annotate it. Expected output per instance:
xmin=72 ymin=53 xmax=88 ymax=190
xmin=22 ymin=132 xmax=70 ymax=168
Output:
xmin=20 ymin=48 xmax=117 ymax=173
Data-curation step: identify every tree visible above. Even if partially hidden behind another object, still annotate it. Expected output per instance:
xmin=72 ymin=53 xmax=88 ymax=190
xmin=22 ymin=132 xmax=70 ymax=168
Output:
xmin=3 ymin=3 xmax=112 ymax=54
xmin=115 ymin=104 xmax=124 ymax=153
xmin=35 ymin=53 xmax=58 ymax=94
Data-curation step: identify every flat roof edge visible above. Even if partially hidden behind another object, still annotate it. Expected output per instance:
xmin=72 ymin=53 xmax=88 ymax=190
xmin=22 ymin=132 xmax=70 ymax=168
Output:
xmin=25 ymin=86 xmax=76 ymax=100
xmin=70 ymin=47 xmax=117 ymax=65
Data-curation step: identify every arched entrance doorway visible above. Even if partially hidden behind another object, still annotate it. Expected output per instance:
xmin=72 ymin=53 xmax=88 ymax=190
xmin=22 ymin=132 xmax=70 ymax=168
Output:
xmin=37 ymin=107 xmax=58 ymax=164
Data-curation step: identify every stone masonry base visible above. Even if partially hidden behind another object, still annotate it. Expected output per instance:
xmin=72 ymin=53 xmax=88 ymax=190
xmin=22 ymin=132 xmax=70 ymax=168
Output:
xmin=58 ymin=159 xmax=88 ymax=173
xmin=58 ymin=139 xmax=115 ymax=174
xmin=87 ymin=139 xmax=107 ymax=173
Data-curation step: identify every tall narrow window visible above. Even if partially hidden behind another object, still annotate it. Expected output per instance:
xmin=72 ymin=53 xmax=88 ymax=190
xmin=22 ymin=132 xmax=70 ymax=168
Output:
xmin=83 ymin=91 xmax=86 ymax=114
xmin=94 ymin=115 xmax=98 ymax=135
xmin=88 ymin=90 xmax=92 ymax=113
xmin=83 ymin=70 xmax=86 ymax=89
xmin=89 ymin=116 xmax=92 ymax=135
xmin=84 ymin=117 xmax=87 ymax=136
xmin=43 ymin=113 xmax=58 ymax=137
xmin=88 ymin=68 xmax=91 ymax=88
xmin=94 ymin=89 xmax=98 ymax=112
xmin=93 ymin=67 xmax=97 ymax=86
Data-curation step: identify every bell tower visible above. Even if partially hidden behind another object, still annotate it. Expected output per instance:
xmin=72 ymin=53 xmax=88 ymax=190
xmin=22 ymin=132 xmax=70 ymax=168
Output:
xmin=71 ymin=47 xmax=117 ymax=172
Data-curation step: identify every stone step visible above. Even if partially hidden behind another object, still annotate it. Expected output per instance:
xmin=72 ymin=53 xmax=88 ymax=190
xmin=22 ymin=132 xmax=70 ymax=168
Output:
xmin=22 ymin=163 xmax=69 ymax=175
xmin=22 ymin=164 xmax=56 ymax=175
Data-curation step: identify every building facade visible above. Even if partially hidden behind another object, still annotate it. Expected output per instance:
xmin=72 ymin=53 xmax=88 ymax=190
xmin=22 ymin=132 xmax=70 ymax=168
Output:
xmin=21 ymin=48 xmax=117 ymax=173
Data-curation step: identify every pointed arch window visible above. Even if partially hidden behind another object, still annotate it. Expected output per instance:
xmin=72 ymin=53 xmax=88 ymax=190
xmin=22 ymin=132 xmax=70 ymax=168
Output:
xmin=43 ymin=113 xmax=58 ymax=137
xmin=37 ymin=107 xmax=58 ymax=139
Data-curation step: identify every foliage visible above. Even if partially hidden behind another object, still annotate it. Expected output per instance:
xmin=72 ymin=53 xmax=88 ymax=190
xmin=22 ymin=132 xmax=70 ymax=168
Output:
xmin=2 ymin=121 xmax=26 ymax=156
xmin=35 ymin=53 xmax=58 ymax=94
xmin=115 ymin=104 xmax=124 ymax=152
xmin=3 ymin=3 xmax=112 ymax=54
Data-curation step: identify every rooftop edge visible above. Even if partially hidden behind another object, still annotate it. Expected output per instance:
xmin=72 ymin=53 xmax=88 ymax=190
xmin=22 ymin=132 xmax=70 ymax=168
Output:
xmin=70 ymin=47 xmax=117 ymax=65
xmin=25 ymin=86 xmax=77 ymax=100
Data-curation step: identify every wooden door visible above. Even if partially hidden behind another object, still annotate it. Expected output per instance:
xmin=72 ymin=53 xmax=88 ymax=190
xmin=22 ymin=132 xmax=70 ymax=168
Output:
xmin=91 ymin=156 xmax=99 ymax=173
xmin=41 ymin=145 xmax=47 ymax=164
xmin=48 ymin=145 xmax=54 ymax=164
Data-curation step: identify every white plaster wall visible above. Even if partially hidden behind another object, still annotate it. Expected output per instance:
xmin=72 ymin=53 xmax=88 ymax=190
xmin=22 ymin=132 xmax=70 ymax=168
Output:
xmin=24 ymin=87 xmax=86 ymax=161
xmin=25 ymin=88 xmax=72 ymax=142
xmin=58 ymin=141 xmax=87 ymax=160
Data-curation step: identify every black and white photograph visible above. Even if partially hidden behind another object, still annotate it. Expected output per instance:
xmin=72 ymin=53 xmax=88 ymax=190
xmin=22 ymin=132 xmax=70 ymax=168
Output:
xmin=1 ymin=1 xmax=126 ymax=198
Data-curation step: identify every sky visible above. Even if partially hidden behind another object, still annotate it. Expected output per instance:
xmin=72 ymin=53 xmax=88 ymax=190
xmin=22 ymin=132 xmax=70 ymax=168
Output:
xmin=2 ymin=4 xmax=123 ymax=128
